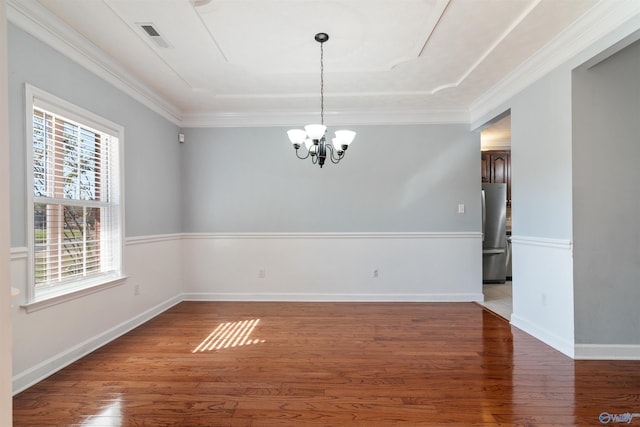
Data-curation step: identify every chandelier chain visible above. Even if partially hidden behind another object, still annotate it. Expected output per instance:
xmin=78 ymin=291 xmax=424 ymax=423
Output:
xmin=320 ymin=41 xmax=324 ymax=126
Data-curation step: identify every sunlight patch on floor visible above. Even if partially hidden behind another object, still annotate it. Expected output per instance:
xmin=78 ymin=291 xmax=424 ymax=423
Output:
xmin=193 ymin=319 xmax=264 ymax=352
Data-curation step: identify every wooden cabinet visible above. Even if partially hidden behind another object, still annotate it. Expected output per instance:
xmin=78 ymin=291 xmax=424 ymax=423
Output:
xmin=481 ymin=150 xmax=511 ymax=206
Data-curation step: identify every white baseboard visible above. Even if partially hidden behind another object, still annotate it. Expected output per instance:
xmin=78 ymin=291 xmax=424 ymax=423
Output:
xmin=12 ymin=295 xmax=182 ymax=395
xmin=183 ymin=292 xmax=484 ymax=302
xmin=574 ymin=344 xmax=640 ymax=360
xmin=511 ymin=313 xmax=575 ymax=358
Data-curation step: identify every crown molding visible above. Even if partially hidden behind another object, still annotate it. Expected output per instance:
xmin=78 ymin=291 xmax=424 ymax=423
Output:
xmin=180 ymin=108 xmax=470 ymax=128
xmin=469 ymin=0 xmax=640 ymax=126
xmin=6 ymin=0 xmax=183 ymax=125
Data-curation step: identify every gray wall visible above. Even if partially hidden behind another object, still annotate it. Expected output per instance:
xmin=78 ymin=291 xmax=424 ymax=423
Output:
xmin=7 ymin=23 xmax=182 ymax=245
xmin=572 ymin=39 xmax=640 ymax=344
xmin=181 ymin=125 xmax=480 ymax=233
xmin=510 ymin=67 xmax=574 ymax=240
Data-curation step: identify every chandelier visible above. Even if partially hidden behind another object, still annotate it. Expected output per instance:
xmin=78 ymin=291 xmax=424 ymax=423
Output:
xmin=287 ymin=33 xmax=356 ymax=168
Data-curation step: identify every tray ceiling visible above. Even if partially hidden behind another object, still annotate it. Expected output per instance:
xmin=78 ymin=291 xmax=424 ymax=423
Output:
xmin=8 ymin=0 xmax=617 ymax=126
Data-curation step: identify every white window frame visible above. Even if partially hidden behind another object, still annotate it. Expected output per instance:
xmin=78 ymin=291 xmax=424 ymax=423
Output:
xmin=24 ymin=84 xmax=126 ymax=312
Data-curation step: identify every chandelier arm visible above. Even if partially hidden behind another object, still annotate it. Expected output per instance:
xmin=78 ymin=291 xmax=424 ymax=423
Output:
xmin=295 ymin=147 xmax=311 ymax=160
xmin=327 ymin=144 xmax=344 ymax=164
xmin=330 ymin=154 xmax=344 ymax=164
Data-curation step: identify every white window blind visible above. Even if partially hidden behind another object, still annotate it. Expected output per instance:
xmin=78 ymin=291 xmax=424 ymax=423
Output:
xmin=27 ymin=85 xmax=124 ymax=305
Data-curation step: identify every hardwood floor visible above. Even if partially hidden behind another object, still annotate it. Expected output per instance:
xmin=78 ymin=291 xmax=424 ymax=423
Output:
xmin=13 ymin=302 xmax=640 ymax=426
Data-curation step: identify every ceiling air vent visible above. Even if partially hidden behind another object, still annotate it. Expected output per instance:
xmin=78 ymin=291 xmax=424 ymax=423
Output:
xmin=137 ymin=23 xmax=170 ymax=48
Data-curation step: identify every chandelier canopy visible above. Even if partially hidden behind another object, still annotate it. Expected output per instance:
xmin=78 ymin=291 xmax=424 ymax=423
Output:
xmin=287 ymin=33 xmax=356 ymax=168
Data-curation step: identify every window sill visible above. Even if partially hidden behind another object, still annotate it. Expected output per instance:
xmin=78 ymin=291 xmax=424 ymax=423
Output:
xmin=21 ymin=275 xmax=128 ymax=313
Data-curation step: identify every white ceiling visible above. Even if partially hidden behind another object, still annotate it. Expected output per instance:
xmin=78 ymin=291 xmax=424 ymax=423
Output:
xmin=7 ymin=0 xmax=632 ymax=127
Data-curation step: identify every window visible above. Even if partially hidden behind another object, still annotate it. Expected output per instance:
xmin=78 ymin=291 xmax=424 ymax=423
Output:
xmin=26 ymin=85 xmax=124 ymax=309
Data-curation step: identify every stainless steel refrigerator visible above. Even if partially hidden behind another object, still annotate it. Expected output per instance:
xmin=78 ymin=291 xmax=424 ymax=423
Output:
xmin=482 ymin=183 xmax=507 ymax=283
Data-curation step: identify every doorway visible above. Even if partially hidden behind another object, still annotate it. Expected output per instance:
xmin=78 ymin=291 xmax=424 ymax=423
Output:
xmin=479 ymin=113 xmax=512 ymax=320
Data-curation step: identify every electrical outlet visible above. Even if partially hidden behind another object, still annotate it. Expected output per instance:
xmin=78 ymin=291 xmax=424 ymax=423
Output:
xmin=134 ymin=284 xmax=140 ymax=296
xmin=258 ymin=269 xmax=266 ymax=279
xmin=373 ymin=269 xmax=379 ymax=278
xmin=458 ymin=203 xmax=465 ymax=214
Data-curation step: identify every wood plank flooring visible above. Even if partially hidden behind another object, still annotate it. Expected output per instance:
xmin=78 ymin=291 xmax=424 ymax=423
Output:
xmin=12 ymin=302 xmax=640 ymax=426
